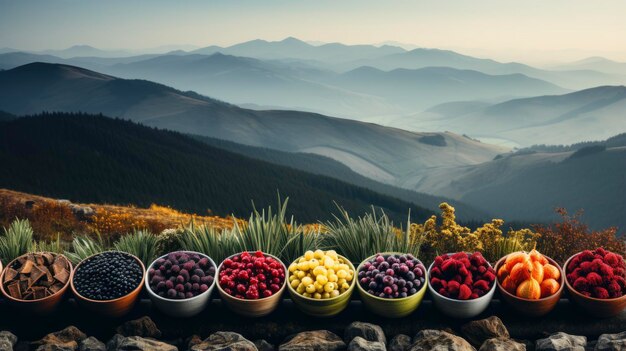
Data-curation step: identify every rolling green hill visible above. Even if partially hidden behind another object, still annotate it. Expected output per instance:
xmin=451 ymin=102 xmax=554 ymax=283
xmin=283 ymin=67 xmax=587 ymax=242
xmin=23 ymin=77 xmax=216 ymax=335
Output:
xmin=0 ymin=112 xmax=434 ymax=223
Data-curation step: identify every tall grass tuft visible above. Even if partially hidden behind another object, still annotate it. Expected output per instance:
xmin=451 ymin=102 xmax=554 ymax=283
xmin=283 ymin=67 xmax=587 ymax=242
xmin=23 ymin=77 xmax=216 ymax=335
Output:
xmin=323 ymin=205 xmax=423 ymax=263
xmin=64 ymin=233 xmax=106 ymax=264
xmin=178 ymin=222 xmax=241 ymax=263
xmin=113 ymin=229 xmax=159 ymax=266
xmin=33 ymin=234 xmax=68 ymax=254
xmin=0 ymin=218 xmax=34 ymax=263
xmin=233 ymin=197 xmax=319 ymax=264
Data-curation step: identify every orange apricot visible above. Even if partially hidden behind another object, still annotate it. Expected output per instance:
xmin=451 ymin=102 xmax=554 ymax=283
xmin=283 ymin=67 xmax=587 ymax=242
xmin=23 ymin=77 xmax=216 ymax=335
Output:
xmin=529 ymin=249 xmax=548 ymax=264
xmin=543 ymin=264 xmax=561 ymax=281
xmin=505 ymin=252 xmax=529 ymax=272
xmin=516 ymin=278 xmax=541 ymax=300
xmin=502 ymin=276 xmax=517 ymax=295
xmin=540 ymin=278 xmax=560 ymax=298
xmin=510 ymin=260 xmax=532 ymax=285
xmin=497 ymin=264 xmax=509 ymax=282
xmin=531 ymin=260 xmax=544 ymax=283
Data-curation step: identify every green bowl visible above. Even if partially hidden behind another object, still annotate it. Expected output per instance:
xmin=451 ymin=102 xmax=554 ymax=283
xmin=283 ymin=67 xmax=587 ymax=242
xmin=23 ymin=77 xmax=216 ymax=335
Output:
xmin=356 ymin=252 xmax=428 ymax=318
xmin=286 ymin=253 xmax=356 ymax=317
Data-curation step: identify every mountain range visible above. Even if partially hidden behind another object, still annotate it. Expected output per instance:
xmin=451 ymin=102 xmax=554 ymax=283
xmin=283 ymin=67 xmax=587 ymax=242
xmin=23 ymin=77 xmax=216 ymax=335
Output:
xmin=2 ymin=37 xmax=624 ymax=123
xmin=0 ymin=63 xmax=506 ymax=191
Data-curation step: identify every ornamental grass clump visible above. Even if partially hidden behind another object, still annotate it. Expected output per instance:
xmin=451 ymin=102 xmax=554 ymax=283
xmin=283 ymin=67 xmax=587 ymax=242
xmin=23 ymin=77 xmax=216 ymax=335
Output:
xmin=323 ymin=205 xmax=423 ymax=263
xmin=233 ymin=197 xmax=319 ymax=264
xmin=0 ymin=218 xmax=34 ymax=263
xmin=178 ymin=222 xmax=241 ymax=263
xmin=113 ymin=229 xmax=159 ymax=266
xmin=64 ymin=234 xmax=106 ymax=265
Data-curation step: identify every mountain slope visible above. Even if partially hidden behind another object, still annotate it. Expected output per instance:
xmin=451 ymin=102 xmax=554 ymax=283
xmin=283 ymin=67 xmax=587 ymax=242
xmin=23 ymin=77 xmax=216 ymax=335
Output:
xmin=194 ymin=135 xmax=489 ymax=220
xmin=416 ymin=145 xmax=626 ymax=230
xmin=393 ymin=86 xmax=626 ymax=147
xmin=0 ymin=63 xmax=506 ymax=191
xmin=0 ymin=112 xmax=435 ymax=223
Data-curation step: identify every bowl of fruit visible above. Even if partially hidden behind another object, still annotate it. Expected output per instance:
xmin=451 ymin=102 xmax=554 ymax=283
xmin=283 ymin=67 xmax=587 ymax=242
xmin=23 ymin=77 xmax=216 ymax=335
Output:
xmin=216 ymin=251 xmax=287 ymax=317
xmin=145 ymin=251 xmax=217 ymax=318
xmin=0 ymin=252 xmax=73 ymax=314
xmin=287 ymin=249 xmax=356 ymax=317
xmin=495 ymin=249 xmax=564 ymax=316
xmin=564 ymin=248 xmax=626 ymax=318
xmin=356 ymin=252 xmax=428 ymax=318
xmin=70 ymin=251 xmax=145 ymax=317
xmin=428 ymin=252 xmax=497 ymax=319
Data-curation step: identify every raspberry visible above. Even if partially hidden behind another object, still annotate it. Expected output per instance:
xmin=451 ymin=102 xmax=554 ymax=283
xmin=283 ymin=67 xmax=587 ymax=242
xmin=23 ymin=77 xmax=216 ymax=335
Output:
xmin=458 ymin=284 xmax=472 ymax=300
xmin=593 ymin=286 xmax=609 ymax=299
xmin=573 ymin=277 xmax=589 ymax=292
xmin=586 ymin=272 xmax=603 ymax=286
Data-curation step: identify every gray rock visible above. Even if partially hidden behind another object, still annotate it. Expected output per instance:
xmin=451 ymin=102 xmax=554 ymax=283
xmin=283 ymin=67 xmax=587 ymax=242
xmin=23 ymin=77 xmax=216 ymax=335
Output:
xmin=279 ymin=330 xmax=346 ymax=351
xmin=79 ymin=337 xmax=106 ymax=351
xmin=462 ymin=316 xmax=510 ymax=347
xmin=254 ymin=340 xmax=275 ymax=351
xmin=111 ymin=336 xmax=177 ymax=351
xmin=348 ymin=336 xmax=386 ymax=351
xmin=344 ymin=322 xmax=386 ymax=344
xmin=35 ymin=345 xmax=74 ymax=351
xmin=595 ymin=332 xmax=626 ymax=351
xmin=0 ymin=339 xmax=14 ymax=351
xmin=33 ymin=326 xmax=87 ymax=351
xmin=191 ymin=331 xmax=257 ymax=351
xmin=187 ymin=335 xmax=203 ymax=350
xmin=536 ymin=332 xmax=586 ymax=351
xmin=0 ymin=331 xmax=18 ymax=346
xmin=409 ymin=330 xmax=475 ymax=351
xmin=107 ymin=334 xmax=125 ymax=351
xmin=116 ymin=316 xmax=162 ymax=338
xmin=479 ymin=337 xmax=526 ymax=351
xmin=389 ymin=335 xmax=411 ymax=351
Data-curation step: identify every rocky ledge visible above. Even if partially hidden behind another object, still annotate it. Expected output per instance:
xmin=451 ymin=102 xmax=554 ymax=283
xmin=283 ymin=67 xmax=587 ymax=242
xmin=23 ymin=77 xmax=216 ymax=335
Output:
xmin=1 ymin=316 xmax=625 ymax=351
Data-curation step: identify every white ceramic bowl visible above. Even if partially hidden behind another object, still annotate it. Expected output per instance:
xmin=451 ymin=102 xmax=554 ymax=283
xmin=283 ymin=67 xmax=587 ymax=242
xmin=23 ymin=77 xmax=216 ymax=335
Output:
xmin=145 ymin=251 xmax=216 ymax=318
xmin=427 ymin=256 xmax=497 ymax=319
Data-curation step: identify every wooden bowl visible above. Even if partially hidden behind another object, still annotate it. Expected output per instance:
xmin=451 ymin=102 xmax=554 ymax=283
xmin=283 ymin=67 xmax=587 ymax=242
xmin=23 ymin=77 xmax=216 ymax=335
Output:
xmin=564 ymin=252 xmax=626 ymax=318
xmin=70 ymin=251 xmax=145 ymax=317
xmin=0 ymin=253 xmax=73 ymax=314
xmin=495 ymin=253 xmax=564 ymax=317
xmin=287 ymin=254 xmax=356 ymax=317
xmin=356 ymin=253 xmax=428 ymax=318
xmin=428 ymin=253 xmax=497 ymax=319
xmin=145 ymin=251 xmax=217 ymax=318
xmin=216 ymin=252 xmax=287 ymax=317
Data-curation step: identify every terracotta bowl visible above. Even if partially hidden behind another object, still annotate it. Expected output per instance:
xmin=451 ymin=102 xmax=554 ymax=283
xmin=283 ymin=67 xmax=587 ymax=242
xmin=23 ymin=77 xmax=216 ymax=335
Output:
xmin=356 ymin=252 xmax=428 ymax=318
xmin=0 ymin=252 xmax=73 ymax=314
xmin=287 ymin=254 xmax=356 ymax=317
xmin=145 ymin=251 xmax=217 ymax=318
xmin=216 ymin=252 xmax=287 ymax=317
xmin=564 ymin=252 xmax=626 ymax=318
xmin=495 ymin=253 xmax=564 ymax=317
xmin=428 ymin=253 xmax=497 ymax=319
xmin=70 ymin=251 xmax=145 ymax=317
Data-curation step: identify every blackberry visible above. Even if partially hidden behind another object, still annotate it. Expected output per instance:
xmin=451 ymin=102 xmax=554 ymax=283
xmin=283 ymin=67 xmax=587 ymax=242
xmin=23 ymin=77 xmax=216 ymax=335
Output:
xmin=73 ymin=251 xmax=144 ymax=301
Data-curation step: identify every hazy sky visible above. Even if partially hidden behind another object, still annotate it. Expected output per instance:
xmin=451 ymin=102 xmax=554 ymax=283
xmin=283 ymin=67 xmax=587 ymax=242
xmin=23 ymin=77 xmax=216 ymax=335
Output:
xmin=2 ymin=0 xmax=626 ymax=63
